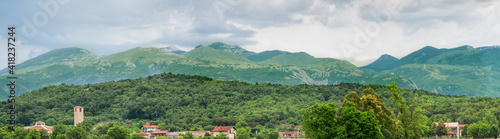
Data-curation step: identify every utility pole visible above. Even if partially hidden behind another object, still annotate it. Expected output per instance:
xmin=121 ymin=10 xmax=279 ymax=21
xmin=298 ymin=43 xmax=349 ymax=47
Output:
xmin=265 ymin=124 xmax=268 ymax=139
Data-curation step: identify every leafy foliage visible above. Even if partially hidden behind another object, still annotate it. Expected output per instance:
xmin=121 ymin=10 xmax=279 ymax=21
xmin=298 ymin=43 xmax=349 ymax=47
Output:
xmin=430 ymin=119 xmax=447 ymax=137
xmin=387 ymin=82 xmax=428 ymax=138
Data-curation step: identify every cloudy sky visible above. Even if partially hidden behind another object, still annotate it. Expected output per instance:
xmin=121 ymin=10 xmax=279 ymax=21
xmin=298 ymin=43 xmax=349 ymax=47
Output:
xmin=1 ymin=0 xmax=499 ymax=68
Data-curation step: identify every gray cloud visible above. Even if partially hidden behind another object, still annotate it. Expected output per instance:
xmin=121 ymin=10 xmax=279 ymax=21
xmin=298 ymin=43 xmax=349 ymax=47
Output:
xmin=0 ymin=0 xmax=499 ymax=68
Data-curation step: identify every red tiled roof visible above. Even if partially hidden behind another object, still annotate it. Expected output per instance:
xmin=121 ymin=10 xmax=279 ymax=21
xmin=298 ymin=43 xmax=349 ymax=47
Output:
xmin=29 ymin=126 xmax=53 ymax=131
xmin=152 ymin=130 xmax=169 ymax=134
xmin=279 ymin=131 xmax=298 ymax=135
xmin=36 ymin=121 xmax=44 ymax=123
xmin=281 ymin=125 xmax=291 ymax=128
xmin=137 ymin=132 xmax=149 ymax=136
xmin=295 ymin=125 xmax=301 ymax=128
xmin=125 ymin=125 xmax=130 ymax=128
xmin=447 ymin=131 xmax=456 ymax=135
xmin=143 ymin=125 xmax=159 ymax=129
xmin=212 ymin=126 xmax=234 ymax=132
xmin=459 ymin=124 xmax=466 ymax=128
xmin=189 ymin=131 xmax=211 ymax=133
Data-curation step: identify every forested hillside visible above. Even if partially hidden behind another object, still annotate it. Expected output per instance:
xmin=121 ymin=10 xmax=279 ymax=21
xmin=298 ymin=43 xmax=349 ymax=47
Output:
xmin=0 ymin=42 xmax=414 ymax=99
xmin=363 ymin=45 xmax=500 ymax=96
xmin=1 ymin=73 xmax=498 ymax=133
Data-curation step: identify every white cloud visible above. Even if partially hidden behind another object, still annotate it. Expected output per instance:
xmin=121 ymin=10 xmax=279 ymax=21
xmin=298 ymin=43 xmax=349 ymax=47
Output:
xmin=0 ymin=0 xmax=499 ymax=67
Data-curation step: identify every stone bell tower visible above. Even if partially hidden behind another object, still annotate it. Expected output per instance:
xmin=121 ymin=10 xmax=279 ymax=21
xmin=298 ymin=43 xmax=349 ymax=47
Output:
xmin=74 ymin=106 xmax=84 ymax=126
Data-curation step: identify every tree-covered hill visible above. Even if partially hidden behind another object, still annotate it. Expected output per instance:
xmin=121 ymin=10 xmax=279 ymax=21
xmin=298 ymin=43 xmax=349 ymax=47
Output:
xmin=364 ymin=45 xmax=500 ymax=96
xmin=1 ymin=73 xmax=498 ymax=132
xmin=0 ymin=42 xmax=413 ymax=99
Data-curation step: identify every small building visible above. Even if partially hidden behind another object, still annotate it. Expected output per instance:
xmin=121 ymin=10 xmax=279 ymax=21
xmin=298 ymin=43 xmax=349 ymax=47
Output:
xmin=151 ymin=130 xmax=169 ymax=139
xmin=279 ymin=131 xmax=304 ymax=138
xmin=24 ymin=121 xmax=53 ymax=133
xmin=188 ymin=131 xmax=212 ymax=137
xmin=281 ymin=125 xmax=291 ymax=128
xmin=212 ymin=125 xmax=236 ymax=139
xmin=141 ymin=122 xmax=160 ymax=133
xmin=165 ymin=132 xmax=186 ymax=139
xmin=444 ymin=122 xmax=466 ymax=137
xmin=137 ymin=132 xmax=150 ymax=138
xmin=294 ymin=125 xmax=301 ymax=130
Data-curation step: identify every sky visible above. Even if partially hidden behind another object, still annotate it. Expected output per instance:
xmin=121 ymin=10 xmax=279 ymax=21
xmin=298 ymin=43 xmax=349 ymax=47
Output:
xmin=0 ymin=0 xmax=499 ymax=68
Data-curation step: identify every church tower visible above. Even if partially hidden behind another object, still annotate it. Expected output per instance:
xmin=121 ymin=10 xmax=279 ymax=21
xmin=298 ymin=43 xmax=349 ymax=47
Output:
xmin=74 ymin=106 xmax=84 ymax=126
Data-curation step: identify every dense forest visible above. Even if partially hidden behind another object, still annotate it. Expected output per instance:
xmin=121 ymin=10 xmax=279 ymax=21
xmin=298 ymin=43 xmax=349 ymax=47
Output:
xmin=1 ymin=72 xmax=500 ymax=138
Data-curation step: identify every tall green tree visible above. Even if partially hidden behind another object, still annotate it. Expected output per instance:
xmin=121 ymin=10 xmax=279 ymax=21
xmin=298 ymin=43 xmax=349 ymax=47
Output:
xmin=235 ymin=121 xmax=248 ymax=129
xmin=66 ymin=126 xmax=87 ymax=139
xmin=55 ymin=134 xmax=66 ymax=139
xmin=338 ymin=101 xmax=384 ymax=139
xmin=51 ymin=124 xmax=66 ymax=139
xmin=236 ymin=128 xmax=250 ymax=139
xmin=76 ymin=120 xmax=93 ymax=132
xmin=387 ymin=82 xmax=428 ymax=139
xmin=301 ymin=102 xmax=346 ymax=139
xmin=39 ymin=129 xmax=50 ymax=139
xmin=340 ymin=91 xmax=362 ymax=111
xmin=468 ymin=111 xmax=500 ymax=138
xmin=483 ymin=111 xmax=500 ymax=138
xmin=430 ymin=119 xmax=447 ymax=137
xmin=107 ymin=125 xmax=130 ymax=139
xmin=25 ymin=129 xmax=41 ymax=139
xmin=12 ymin=127 xmax=28 ymax=139
xmin=359 ymin=88 xmax=398 ymax=138
xmin=267 ymin=129 xmax=279 ymax=139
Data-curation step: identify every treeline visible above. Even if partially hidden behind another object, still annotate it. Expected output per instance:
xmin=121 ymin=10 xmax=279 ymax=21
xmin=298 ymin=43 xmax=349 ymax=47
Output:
xmin=0 ymin=120 xmax=276 ymax=139
xmin=0 ymin=72 xmax=499 ymax=137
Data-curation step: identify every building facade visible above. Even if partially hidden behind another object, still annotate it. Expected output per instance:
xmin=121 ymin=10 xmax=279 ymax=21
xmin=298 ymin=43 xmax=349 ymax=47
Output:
xmin=74 ymin=106 xmax=84 ymax=126
xmin=212 ymin=126 xmax=236 ymax=139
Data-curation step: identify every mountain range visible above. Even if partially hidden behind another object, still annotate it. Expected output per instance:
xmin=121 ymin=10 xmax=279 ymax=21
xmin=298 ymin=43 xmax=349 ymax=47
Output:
xmin=1 ymin=42 xmax=499 ymax=98
xmin=361 ymin=45 xmax=500 ymax=96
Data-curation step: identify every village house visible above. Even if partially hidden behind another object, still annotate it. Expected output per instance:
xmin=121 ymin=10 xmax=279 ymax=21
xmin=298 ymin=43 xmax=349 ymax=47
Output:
xmin=212 ymin=125 xmax=237 ymax=139
xmin=148 ymin=130 xmax=212 ymax=139
xmin=137 ymin=132 xmax=150 ymax=138
xmin=294 ymin=125 xmax=301 ymax=131
xmin=444 ymin=122 xmax=466 ymax=138
xmin=281 ymin=125 xmax=291 ymax=129
xmin=165 ymin=131 xmax=186 ymax=139
xmin=24 ymin=121 xmax=53 ymax=133
xmin=279 ymin=131 xmax=303 ymax=138
xmin=188 ymin=131 xmax=212 ymax=137
xmin=151 ymin=130 xmax=170 ymax=139
xmin=141 ymin=122 xmax=160 ymax=132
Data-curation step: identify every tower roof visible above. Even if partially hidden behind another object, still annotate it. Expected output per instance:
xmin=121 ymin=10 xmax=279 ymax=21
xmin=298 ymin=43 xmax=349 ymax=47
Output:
xmin=74 ymin=106 xmax=84 ymax=108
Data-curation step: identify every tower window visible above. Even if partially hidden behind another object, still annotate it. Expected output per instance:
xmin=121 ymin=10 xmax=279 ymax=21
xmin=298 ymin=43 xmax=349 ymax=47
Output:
xmin=80 ymin=108 xmax=82 ymax=112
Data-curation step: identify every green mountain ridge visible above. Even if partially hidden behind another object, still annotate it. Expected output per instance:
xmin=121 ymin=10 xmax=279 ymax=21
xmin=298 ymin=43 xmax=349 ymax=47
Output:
xmin=0 ymin=42 xmax=414 ymax=99
xmin=366 ymin=45 xmax=500 ymax=96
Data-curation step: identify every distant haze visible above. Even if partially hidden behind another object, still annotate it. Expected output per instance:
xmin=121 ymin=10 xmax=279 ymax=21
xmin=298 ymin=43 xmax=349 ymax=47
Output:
xmin=1 ymin=0 xmax=499 ymax=68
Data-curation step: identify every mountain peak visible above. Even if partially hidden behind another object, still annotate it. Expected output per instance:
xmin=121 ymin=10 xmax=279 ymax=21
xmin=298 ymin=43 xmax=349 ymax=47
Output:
xmin=361 ymin=54 xmax=399 ymax=72
xmin=452 ymin=45 xmax=474 ymax=50
xmin=195 ymin=42 xmax=255 ymax=56
xmin=421 ymin=46 xmax=438 ymax=50
xmin=160 ymin=45 xmax=186 ymax=54
xmin=379 ymin=54 xmax=397 ymax=59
